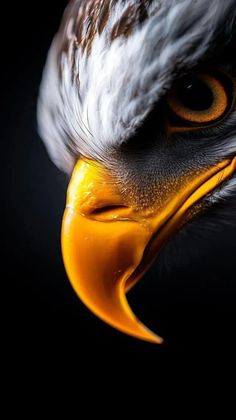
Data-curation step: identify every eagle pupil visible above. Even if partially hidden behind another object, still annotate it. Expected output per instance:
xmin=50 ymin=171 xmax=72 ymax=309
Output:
xmin=178 ymin=78 xmax=214 ymax=111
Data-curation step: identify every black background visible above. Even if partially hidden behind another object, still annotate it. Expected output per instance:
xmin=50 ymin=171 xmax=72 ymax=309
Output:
xmin=2 ymin=0 xmax=236 ymax=375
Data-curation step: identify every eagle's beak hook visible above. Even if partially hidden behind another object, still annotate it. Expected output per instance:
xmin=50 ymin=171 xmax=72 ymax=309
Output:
xmin=62 ymin=157 xmax=236 ymax=343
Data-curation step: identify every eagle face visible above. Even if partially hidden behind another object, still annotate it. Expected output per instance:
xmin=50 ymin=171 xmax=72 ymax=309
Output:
xmin=38 ymin=0 xmax=236 ymax=343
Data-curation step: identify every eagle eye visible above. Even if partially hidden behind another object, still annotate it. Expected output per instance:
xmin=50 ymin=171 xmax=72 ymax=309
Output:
xmin=167 ymin=71 xmax=234 ymax=129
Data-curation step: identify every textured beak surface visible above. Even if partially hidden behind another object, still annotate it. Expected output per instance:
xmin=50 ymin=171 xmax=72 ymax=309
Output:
xmin=62 ymin=157 xmax=236 ymax=343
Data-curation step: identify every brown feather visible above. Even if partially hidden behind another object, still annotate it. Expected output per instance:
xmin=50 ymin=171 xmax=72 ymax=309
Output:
xmin=56 ymin=0 xmax=152 ymax=69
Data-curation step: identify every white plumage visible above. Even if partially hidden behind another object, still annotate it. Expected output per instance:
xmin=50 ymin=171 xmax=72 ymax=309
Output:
xmin=38 ymin=0 xmax=236 ymax=175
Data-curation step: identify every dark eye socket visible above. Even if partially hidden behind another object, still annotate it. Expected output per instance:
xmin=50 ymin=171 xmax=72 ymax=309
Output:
xmin=166 ymin=70 xmax=235 ymax=131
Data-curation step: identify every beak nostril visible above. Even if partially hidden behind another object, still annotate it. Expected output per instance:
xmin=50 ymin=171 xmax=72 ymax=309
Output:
xmin=88 ymin=204 xmax=132 ymax=222
xmin=91 ymin=205 xmax=128 ymax=216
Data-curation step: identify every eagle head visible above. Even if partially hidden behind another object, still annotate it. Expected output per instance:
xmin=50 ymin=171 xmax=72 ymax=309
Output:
xmin=38 ymin=0 xmax=236 ymax=343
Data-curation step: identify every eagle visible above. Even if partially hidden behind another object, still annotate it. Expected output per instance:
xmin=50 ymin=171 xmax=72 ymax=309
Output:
xmin=38 ymin=0 xmax=236 ymax=343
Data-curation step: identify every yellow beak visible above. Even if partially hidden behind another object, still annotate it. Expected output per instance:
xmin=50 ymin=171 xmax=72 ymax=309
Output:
xmin=62 ymin=157 xmax=236 ymax=343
